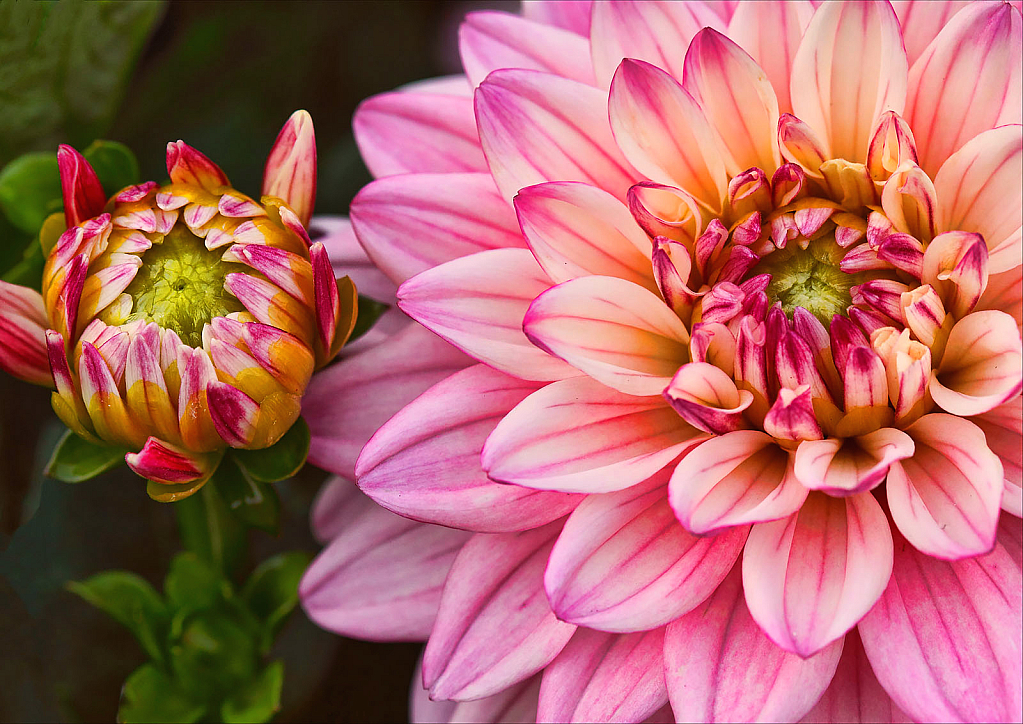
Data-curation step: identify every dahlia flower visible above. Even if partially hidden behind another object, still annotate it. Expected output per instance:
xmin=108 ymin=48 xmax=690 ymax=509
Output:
xmin=0 ymin=111 xmax=358 ymax=500
xmin=301 ymin=1 xmax=1023 ymax=722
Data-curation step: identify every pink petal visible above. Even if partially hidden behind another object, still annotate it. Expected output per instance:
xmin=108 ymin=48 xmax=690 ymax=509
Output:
xmin=125 ymin=437 xmax=217 ymax=485
xmin=303 ymin=323 xmax=471 ymax=478
xmin=0 ymin=281 xmax=51 ymax=387
xmin=300 ymin=502 xmax=470 ymax=641
xmin=742 ymin=492 xmax=894 ymax=657
xmin=353 ymin=91 xmax=486 ymax=178
xmin=608 ymin=59 xmax=727 ymax=214
xmin=307 ymin=215 xmax=398 ymax=303
xmin=970 ymin=395 xmax=1023 ymax=516
xmin=459 ymin=10 xmax=595 ymax=88
xmin=309 ymin=475 xmax=376 ymax=544
xmin=905 ymin=1 xmax=1022 ymax=177
xmin=589 ymin=0 xmax=723 ymax=87
xmin=523 ymin=275 xmax=690 ymax=396
xmin=793 ymin=428 xmax=916 ymax=495
xmin=166 ymin=140 xmax=229 ymax=190
xmin=976 ymin=267 xmax=1022 ymax=330
xmin=934 ymin=125 xmax=1022 ymax=274
xmin=422 ymin=522 xmax=577 ymax=701
xmin=727 ymin=0 xmax=815 ymax=115
xmin=664 ymin=564 xmax=844 ymax=723
xmin=858 ymin=529 xmax=1022 ymax=723
xmin=521 ymin=0 xmax=593 ymax=36
xmin=790 ymin=0 xmax=908 ymax=162
xmin=357 ymin=364 xmax=581 ymax=533
xmin=514 ymin=181 xmax=655 ymax=291
xmin=261 ymin=109 xmax=316 ymax=227
xmin=669 ymin=430 xmax=808 ymax=534
xmin=206 ymin=381 xmax=258 ymax=447
xmin=475 ymin=69 xmax=638 ymax=203
xmin=664 ymin=361 xmax=754 ymax=435
xmin=350 ymin=173 xmax=522 ymax=285
xmin=411 ymin=656 xmax=541 ymax=724
xmin=482 ymin=375 xmax=705 ymax=494
xmin=544 ymin=471 xmax=746 ymax=632
xmin=891 ymin=0 xmax=972 ymax=66
xmin=537 ymin=628 xmax=668 ymax=723
xmin=397 ymin=248 xmax=578 ymax=382
xmin=887 ymin=413 xmax=1005 ymax=559
xmin=880 ymin=161 xmax=937 ymax=243
xmin=682 ymin=28 xmax=781 ymax=175
xmin=57 ymin=144 xmax=107 ymax=227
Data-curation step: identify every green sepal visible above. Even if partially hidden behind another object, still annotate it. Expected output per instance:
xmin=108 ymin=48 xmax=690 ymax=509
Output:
xmin=83 ymin=140 xmax=139 ymax=196
xmin=44 ymin=429 xmax=126 ymax=483
xmin=231 ymin=416 xmax=310 ymax=484
xmin=117 ymin=664 xmax=206 ymax=724
xmin=241 ymin=550 xmax=311 ymax=653
xmin=66 ymin=571 xmax=169 ymax=664
xmin=0 ymin=151 xmax=61 ymax=235
xmin=221 ymin=660 xmax=285 ymax=724
xmin=349 ymin=294 xmax=390 ymax=343
xmin=169 ymin=611 xmax=258 ymax=702
xmin=212 ymin=456 xmax=281 ymax=534
xmin=175 ymin=482 xmax=246 ymax=576
xmin=164 ymin=551 xmax=227 ymax=616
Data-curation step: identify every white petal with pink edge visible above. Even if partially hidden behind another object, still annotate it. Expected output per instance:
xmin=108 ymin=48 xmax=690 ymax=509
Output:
xmin=544 ymin=471 xmax=747 ymax=632
xmin=886 ymin=413 xmax=1004 ymax=560
xmin=858 ymin=530 xmax=1022 ymax=723
xmin=357 ymin=364 xmax=582 ymax=532
xmin=905 ymin=1 xmax=1022 ymax=177
xmin=664 ymin=565 xmax=844 ymax=723
xmin=300 ymin=501 xmax=469 ymax=642
xmin=397 ymin=248 xmax=578 ymax=381
xmin=669 ymin=430 xmax=808 ymax=534
xmin=482 ymin=375 xmax=705 ymax=494
xmin=523 ymin=275 xmax=690 ymax=396
xmin=742 ymin=492 xmax=893 ymax=657
xmin=789 ymin=0 xmax=908 ymax=162
xmin=970 ymin=395 xmax=1023 ymax=516
xmin=537 ymin=628 xmax=668 ymax=724
xmin=422 ymin=522 xmax=576 ymax=701
xmin=793 ymin=428 xmax=915 ymax=495
xmin=475 ymin=69 xmax=638 ymax=204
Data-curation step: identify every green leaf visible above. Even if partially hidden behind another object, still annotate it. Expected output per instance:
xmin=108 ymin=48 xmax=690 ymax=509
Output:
xmin=0 ymin=211 xmax=32 ymax=278
xmin=0 ymin=2 xmax=165 ymax=164
xmin=231 ymin=417 xmax=310 ymax=484
xmin=221 ymin=661 xmax=285 ymax=724
xmin=170 ymin=611 xmax=258 ymax=702
xmin=67 ymin=571 xmax=169 ymax=663
xmin=83 ymin=140 xmax=139 ymax=196
xmin=212 ymin=456 xmax=281 ymax=534
xmin=349 ymin=294 xmax=390 ymax=343
xmin=0 ymin=152 xmax=61 ymax=234
xmin=118 ymin=664 xmax=206 ymax=724
xmin=2 ymin=235 xmax=45 ymax=289
xmin=175 ymin=482 xmax=246 ymax=576
xmin=164 ymin=552 xmax=225 ymax=615
xmin=44 ymin=429 xmax=126 ymax=483
xmin=242 ymin=551 xmax=311 ymax=652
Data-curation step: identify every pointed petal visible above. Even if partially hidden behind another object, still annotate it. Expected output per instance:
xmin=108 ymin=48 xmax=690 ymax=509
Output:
xmin=794 ymin=428 xmax=915 ymax=496
xmin=397 ymin=248 xmax=577 ymax=381
xmin=224 ymin=272 xmax=315 ymax=346
xmin=57 ymin=144 xmax=106 ymax=227
xmin=261 ymin=109 xmax=316 ymax=227
xmin=880 ymin=161 xmax=937 ymax=242
xmin=357 ymin=364 xmax=581 ymax=533
xmin=664 ymin=565 xmax=844 ymax=723
xmin=309 ymin=475 xmax=371 ymax=544
xmin=887 ymin=413 xmax=1004 ymax=559
xmin=305 ymin=215 xmax=397 ymax=307
xmin=307 ymin=242 xmax=338 ymax=355
xmin=79 ymin=341 xmax=144 ymax=449
xmin=664 ymin=362 xmax=754 ymax=435
xmin=125 ymin=437 xmax=219 ymax=485
xmin=790 ymin=0 xmax=908 ymax=162
xmin=0 ymin=281 xmax=51 ymax=387
xmin=422 ymin=523 xmax=577 ymax=701
xmin=166 ymin=141 xmax=229 ymax=190
xmin=411 ymin=658 xmax=542 ymax=724
xmin=545 ymin=472 xmax=746 ymax=632
xmin=891 ymin=0 xmax=972 ymax=66
xmin=858 ymin=529 xmax=1022 ymax=723
xmin=176 ymin=346 xmax=220 ymax=452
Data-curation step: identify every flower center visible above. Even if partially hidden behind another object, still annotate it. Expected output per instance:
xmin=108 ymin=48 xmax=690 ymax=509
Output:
xmin=756 ymin=234 xmax=859 ymax=325
xmin=124 ymin=224 xmax=243 ymax=346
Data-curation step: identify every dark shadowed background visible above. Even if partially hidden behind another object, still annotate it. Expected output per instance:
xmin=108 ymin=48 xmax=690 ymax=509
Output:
xmin=0 ymin=2 xmax=512 ymax=721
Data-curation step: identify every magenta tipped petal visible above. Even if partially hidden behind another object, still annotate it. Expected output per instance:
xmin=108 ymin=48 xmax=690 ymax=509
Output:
xmin=262 ymin=109 xmax=317 ymax=227
xmin=58 ymin=144 xmax=107 ymax=228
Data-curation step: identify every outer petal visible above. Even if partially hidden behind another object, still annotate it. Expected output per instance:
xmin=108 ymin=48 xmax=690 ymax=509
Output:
xmin=742 ymin=492 xmax=894 ymax=657
xmin=353 ymin=91 xmax=486 ymax=177
xmin=858 ymin=531 xmax=1023 ymax=723
xmin=971 ymin=395 xmax=1023 ymax=516
xmin=905 ymin=1 xmax=1022 ymax=177
xmin=303 ymin=323 xmax=471 ymax=478
xmin=422 ymin=523 xmax=577 ymax=701
xmin=356 ymin=364 xmax=581 ymax=533
xmin=307 ymin=216 xmax=397 ymax=303
xmin=521 ymin=0 xmax=592 ymax=36
xmin=0 ymin=281 xmax=51 ymax=387
xmin=350 ymin=172 xmax=523 ymax=285
xmin=57 ymin=144 xmax=107 ymax=228
xmin=790 ymin=0 xmax=908 ymax=162
xmin=727 ymin=0 xmax=815 ymax=115
xmin=261 ymin=109 xmax=316 ymax=227
xmin=664 ymin=565 xmax=844 ymax=723
xmin=411 ymin=657 xmax=541 ymax=724
xmin=669 ymin=430 xmax=808 ymax=534
xmin=891 ymin=0 xmax=972 ymax=66
xmin=397 ymin=248 xmax=577 ymax=381
xmin=545 ymin=471 xmax=747 ymax=632
xmin=166 ymin=141 xmax=229 ymax=191
xmin=608 ymin=59 xmax=727 ymax=214
xmin=523 ymin=275 xmax=690 ymax=396
xmin=459 ymin=11 xmax=595 ymax=88
xmin=476 ymin=69 xmax=638 ymax=203
xmin=934 ymin=125 xmax=1022 ymax=274
xmin=308 ymin=475 xmax=375 ymax=544
xmin=887 ymin=413 xmax=1004 ymax=559
xmin=300 ymin=501 xmax=470 ymax=641
xmin=537 ymin=628 xmax=668 ymax=724
xmin=125 ymin=437 xmax=219 ymax=486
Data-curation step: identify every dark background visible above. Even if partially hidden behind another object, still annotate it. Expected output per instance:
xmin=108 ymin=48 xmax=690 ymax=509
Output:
xmin=0 ymin=2 xmax=511 ymax=721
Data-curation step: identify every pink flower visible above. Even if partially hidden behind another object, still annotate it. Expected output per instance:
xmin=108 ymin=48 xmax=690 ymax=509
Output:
xmin=301 ymin=2 xmax=1023 ymax=722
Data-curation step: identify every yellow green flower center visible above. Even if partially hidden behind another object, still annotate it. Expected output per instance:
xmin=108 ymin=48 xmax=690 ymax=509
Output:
xmin=124 ymin=225 xmax=243 ymax=346
xmin=755 ymin=234 xmax=861 ymax=324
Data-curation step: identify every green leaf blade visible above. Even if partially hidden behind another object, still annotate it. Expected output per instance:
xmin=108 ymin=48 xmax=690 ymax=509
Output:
xmin=231 ymin=416 xmax=310 ymax=484
xmin=45 ymin=429 xmax=126 ymax=483
xmin=118 ymin=664 xmax=206 ymax=724
xmin=221 ymin=660 xmax=285 ymax=724
xmin=67 ymin=571 xmax=169 ymax=663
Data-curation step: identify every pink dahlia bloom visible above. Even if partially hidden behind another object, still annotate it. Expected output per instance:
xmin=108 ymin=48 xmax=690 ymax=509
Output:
xmin=301 ymin=1 xmax=1023 ymax=722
